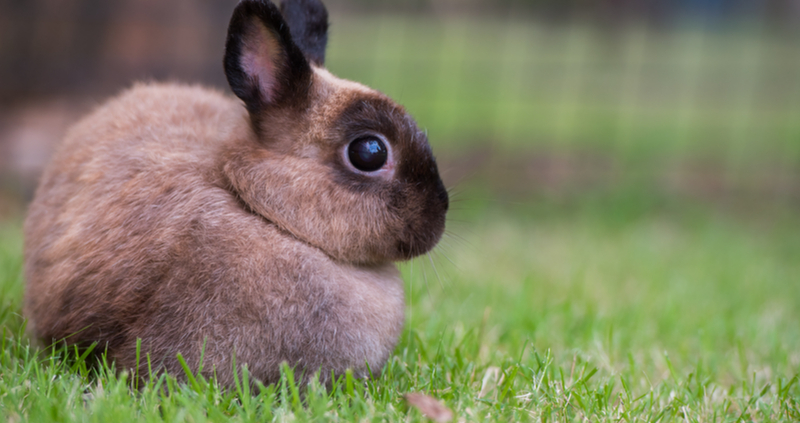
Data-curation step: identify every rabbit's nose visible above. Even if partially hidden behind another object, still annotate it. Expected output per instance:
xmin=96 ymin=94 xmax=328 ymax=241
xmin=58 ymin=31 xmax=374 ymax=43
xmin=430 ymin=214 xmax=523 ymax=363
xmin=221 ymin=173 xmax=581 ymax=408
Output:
xmin=438 ymin=184 xmax=449 ymax=212
xmin=431 ymin=176 xmax=448 ymax=213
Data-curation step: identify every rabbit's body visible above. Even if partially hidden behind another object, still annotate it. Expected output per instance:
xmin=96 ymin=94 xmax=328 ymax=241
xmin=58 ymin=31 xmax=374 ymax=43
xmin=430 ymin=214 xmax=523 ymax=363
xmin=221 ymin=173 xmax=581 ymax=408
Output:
xmin=24 ymin=0 xmax=447 ymax=387
xmin=25 ymin=83 xmax=405 ymax=385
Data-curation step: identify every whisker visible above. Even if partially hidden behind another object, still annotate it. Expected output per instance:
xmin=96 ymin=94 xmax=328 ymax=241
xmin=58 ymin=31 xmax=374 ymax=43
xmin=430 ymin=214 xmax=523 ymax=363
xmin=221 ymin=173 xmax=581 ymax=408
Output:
xmin=442 ymin=230 xmax=473 ymax=250
xmin=433 ymin=237 xmax=460 ymax=263
xmin=434 ymin=247 xmax=459 ymax=271
xmin=447 ymin=217 xmax=472 ymax=225
xmin=427 ymin=252 xmax=445 ymax=290
xmin=442 ymin=160 xmax=487 ymax=188
xmin=418 ymin=255 xmax=432 ymax=299
xmin=407 ymin=259 xmax=414 ymax=346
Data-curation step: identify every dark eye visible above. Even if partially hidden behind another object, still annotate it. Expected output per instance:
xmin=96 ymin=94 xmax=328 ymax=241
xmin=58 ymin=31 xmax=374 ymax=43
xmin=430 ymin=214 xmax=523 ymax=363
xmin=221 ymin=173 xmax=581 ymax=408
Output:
xmin=347 ymin=136 xmax=388 ymax=172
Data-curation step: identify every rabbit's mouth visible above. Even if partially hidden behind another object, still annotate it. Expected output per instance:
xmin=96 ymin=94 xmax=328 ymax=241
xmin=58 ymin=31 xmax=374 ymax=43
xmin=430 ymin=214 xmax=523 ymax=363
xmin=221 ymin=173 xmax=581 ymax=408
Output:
xmin=392 ymin=178 xmax=449 ymax=261
xmin=394 ymin=218 xmax=447 ymax=260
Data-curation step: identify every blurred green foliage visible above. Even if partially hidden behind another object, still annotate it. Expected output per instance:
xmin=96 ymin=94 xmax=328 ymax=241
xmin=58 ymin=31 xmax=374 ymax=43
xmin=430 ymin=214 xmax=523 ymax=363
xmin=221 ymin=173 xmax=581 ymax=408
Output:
xmin=328 ymin=16 xmax=800 ymax=170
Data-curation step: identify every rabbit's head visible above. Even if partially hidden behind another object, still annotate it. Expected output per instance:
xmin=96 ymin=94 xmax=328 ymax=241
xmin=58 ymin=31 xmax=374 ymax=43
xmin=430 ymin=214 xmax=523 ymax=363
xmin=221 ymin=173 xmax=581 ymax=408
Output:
xmin=222 ymin=0 xmax=448 ymax=264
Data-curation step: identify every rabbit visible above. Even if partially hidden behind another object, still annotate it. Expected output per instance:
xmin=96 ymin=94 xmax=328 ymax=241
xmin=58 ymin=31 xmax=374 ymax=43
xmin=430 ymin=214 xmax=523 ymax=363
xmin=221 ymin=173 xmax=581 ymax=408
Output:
xmin=22 ymin=0 xmax=448 ymax=388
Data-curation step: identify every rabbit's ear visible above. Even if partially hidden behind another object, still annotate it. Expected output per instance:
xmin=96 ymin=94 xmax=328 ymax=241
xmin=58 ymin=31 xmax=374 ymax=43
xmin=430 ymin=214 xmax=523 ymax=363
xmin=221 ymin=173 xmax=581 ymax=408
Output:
xmin=279 ymin=0 xmax=329 ymax=66
xmin=224 ymin=0 xmax=312 ymax=114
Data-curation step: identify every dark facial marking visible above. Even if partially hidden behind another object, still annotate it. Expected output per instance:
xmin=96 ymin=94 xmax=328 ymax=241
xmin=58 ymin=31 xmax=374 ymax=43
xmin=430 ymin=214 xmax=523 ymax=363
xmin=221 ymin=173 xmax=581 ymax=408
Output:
xmin=324 ymin=97 xmax=407 ymax=191
xmin=324 ymin=96 xmax=449 ymax=259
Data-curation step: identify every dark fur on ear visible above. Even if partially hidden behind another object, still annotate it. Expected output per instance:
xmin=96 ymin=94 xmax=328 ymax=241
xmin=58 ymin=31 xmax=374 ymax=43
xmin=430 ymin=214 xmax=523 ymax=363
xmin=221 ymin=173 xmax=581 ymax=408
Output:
xmin=224 ymin=0 xmax=312 ymax=115
xmin=279 ymin=0 xmax=329 ymax=66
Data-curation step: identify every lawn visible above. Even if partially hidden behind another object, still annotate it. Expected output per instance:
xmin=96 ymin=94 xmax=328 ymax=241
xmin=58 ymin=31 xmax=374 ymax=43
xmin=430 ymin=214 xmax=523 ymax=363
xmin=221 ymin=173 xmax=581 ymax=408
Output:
xmin=1 ymin=13 xmax=800 ymax=423
xmin=1 ymin=188 xmax=799 ymax=421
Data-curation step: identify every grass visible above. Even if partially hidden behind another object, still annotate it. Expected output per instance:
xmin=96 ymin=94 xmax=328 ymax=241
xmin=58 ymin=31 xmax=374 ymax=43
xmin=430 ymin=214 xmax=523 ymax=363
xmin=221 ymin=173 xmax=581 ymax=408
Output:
xmin=1 ymin=188 xmax=799 ymax=421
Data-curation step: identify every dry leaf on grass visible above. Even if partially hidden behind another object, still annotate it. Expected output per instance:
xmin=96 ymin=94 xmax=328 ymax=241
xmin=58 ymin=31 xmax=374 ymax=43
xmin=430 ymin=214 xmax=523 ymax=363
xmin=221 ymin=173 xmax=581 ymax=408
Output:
xmin=404 ymin=392 xmax=453 ymax=422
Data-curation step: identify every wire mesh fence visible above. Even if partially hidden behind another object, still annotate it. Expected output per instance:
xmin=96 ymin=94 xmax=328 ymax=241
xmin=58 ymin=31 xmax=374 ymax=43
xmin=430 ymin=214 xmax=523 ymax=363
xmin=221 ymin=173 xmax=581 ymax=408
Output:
xmin=1 ymin=1 xmax=799 ymax=203
xmin=327 ymin=16 xmax=800 ymax=164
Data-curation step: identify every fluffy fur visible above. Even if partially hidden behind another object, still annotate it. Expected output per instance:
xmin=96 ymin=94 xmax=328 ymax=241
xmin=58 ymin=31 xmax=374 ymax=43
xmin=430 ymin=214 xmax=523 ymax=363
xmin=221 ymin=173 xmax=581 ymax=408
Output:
xmin=23 ymin=0 xmax=447 ymax=387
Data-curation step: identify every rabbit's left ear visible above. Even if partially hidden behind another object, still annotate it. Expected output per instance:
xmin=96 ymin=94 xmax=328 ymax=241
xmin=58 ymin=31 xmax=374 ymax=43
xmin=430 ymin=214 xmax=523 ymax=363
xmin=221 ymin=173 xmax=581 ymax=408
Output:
xmin=279 ymin=0 xmax=329 ymax=66
xmin=224 ymin=0 xmax=312 ymax=115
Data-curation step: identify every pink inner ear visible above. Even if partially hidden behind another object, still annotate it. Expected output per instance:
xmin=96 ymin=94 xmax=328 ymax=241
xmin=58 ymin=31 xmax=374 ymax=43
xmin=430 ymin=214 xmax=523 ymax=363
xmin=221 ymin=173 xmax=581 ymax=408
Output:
xmin=240 ymin=22 xmax=282 ymax=104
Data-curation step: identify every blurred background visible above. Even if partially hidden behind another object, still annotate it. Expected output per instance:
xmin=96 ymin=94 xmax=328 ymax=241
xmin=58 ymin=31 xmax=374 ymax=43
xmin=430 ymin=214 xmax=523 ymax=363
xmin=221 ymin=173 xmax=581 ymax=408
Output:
xmin=1 ymin=0 xmax=799 ymax=216
xmin=2 ymin=3 xmax=800 ymax=407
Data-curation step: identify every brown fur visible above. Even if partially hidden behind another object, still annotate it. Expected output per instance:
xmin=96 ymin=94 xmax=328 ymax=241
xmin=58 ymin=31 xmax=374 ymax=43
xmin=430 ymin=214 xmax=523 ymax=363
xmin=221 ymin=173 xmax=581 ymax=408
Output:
xmin=24 ymin=0 xmax=447 ymax=388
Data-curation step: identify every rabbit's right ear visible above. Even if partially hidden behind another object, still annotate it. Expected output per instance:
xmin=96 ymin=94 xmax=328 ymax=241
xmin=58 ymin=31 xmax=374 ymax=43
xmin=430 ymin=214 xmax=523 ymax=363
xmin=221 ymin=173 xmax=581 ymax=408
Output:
xmin=224 ymin=0 xmax=312 ymax=115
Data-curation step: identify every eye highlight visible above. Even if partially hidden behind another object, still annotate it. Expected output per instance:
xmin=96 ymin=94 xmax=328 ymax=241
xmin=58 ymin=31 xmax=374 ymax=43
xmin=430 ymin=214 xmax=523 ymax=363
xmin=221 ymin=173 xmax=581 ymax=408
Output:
xmin=347 ymin=136 xmax=388 ymax=172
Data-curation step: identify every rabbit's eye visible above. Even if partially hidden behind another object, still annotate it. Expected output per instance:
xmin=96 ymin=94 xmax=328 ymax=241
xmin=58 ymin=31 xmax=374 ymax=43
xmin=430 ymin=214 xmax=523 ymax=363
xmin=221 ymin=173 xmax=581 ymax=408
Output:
xmin=347 ymin=136 xmax=388 ymax=172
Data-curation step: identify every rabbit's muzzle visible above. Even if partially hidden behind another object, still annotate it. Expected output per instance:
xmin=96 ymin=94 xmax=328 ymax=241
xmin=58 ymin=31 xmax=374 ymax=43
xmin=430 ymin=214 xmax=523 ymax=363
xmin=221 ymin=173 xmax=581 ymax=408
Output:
xmin=391 ymin=170 xmax=448 ymax=261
